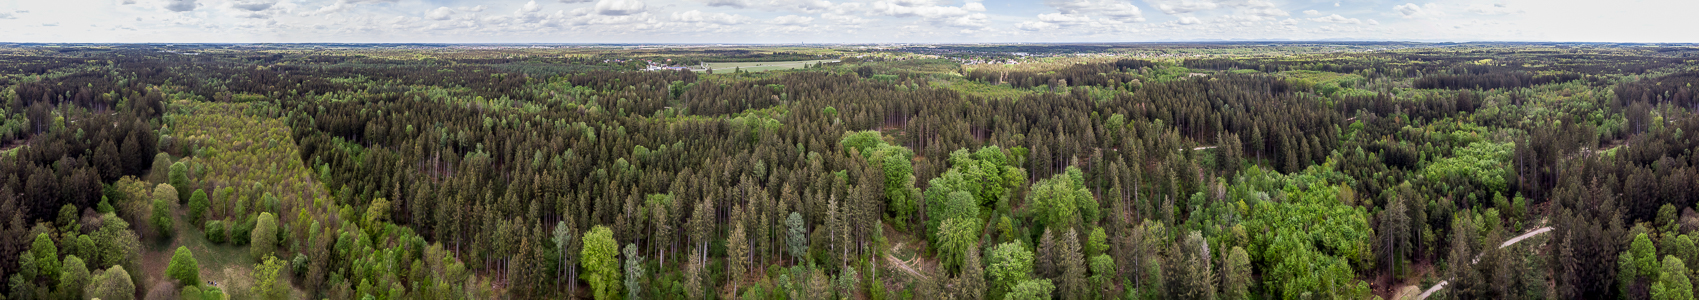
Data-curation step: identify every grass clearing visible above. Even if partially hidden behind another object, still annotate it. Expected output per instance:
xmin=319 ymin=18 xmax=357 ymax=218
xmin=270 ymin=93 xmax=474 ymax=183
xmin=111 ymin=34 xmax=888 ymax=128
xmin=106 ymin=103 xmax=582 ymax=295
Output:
xmin=699 ymin=59 xmax=838 ymax=72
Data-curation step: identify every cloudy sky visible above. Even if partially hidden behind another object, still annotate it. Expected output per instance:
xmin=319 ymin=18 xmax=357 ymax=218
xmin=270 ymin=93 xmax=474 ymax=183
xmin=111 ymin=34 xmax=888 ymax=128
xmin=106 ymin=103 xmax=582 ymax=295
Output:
xmin=0 ymin=0 xmax=1694 ymax=43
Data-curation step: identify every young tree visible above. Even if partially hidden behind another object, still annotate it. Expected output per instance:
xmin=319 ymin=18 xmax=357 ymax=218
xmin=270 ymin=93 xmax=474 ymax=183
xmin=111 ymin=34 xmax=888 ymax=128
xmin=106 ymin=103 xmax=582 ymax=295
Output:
xmin=1652 ymin=255 xmax=1695 ymax=300
xmin=251 ymin=212 xmax=279 ymax=261
xmin=151 ymin=184 xmax=179 ymax=239
xmin=31 ymin=233 xmax=60 ymax=282
xmin=1006 ymin=279 xmax=1056 ymax=300
xmin=252 ymin=255 xmax=287 ymax=300
xmin=786 ymin=212 xmax=808 ymax=263
xmin=168 ymin=161 xmax=190 ymax=202
xmin=167 ymin=246 xmax=200 ymax=286
xmin=1222 ymin=247 xmax=1252 ymax=300
xmin=58 ymin=255 xmax=89 ymax=300
xmin=957 ymin=245 xmax=987 ymax=300
xmin=624 ymin=243 xmax=646 ymax=300
xmin=188 ymin=189 xmax=210 ymax=225
xmin=553 ymin=221 xmax=579 ymax=295
xmin=87 ymin=265 xmax=136 ymax=300
xmin=581 ymin=225 xmax=622 ymax=300
xmin=685 ymin=246 xmax=706 ymax=300
xmin=1059 ymin=228 xmax=1088 ymax=300
xmin=988 ymin=242 xmax=1036 ymax=299
xmin=727 ymin=215 xmax=750 ymax=293
xmin=938 ymin=218 xmax=983 ymax=274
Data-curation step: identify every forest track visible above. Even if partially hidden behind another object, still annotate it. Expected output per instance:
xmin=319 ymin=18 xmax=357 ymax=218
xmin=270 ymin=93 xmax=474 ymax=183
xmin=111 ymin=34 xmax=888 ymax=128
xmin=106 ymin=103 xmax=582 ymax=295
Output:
xmin=1416 ymin=226 xmax=1553 ymax=299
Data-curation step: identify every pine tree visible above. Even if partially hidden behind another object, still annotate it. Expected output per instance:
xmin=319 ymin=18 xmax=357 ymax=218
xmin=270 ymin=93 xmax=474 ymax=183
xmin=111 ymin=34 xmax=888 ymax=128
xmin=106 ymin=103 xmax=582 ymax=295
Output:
xmin=786 ymin=212 xmax=808 ymax=263
xmin=1059 ymin=228 xmax=1088 ymax=300
xmin=958 ymin=245 xmax=987 ymax=300
xmin=623 ymin=243 xmax=645 ymax=300
xmin=1037 ymin=228 xmax=1058 ymax=278
xmin=685 ymin=246 xmax=706 ymax=300
xmin=1222 ymin=247 xmax=1251 ymax=300
xmin=728 ymin=209 xmax=750 ymax=293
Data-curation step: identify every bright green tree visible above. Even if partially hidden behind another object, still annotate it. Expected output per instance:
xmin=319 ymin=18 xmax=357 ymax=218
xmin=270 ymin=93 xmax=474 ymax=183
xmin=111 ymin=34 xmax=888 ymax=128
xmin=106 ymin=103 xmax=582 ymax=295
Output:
xmin=581 ymin=225 xmax=622 ymax=300
xmin=188 ymin=189 xmax=210 ymax=225
xmin=168 ymin=161 xmax=189 ymax=202
xmin=58 ymin=255 xmax=89 ymax=300
xmin=251 ymin=212 xmax=279 ymax=260
xmin=1633 ymin=233 xmax=1662 ymax=279
xmin=166 ymin=246 xmax=200 ymax=286
xmin=937 ymin=217 xmax=982 ymax=274
xmin=151 ymin=183 xmax=178 ymax=239
xmin=1005 ymin=279 xmax=1055 ymax=300
xmin=180 ymin=285 xmax=203 ymax=300
xmin=252 ymin=255 xmax=287 ymax=300
xmin=87 ymin=265 xmax=136 ymax=300
xmin=988 ymin=242 xmax=1036 ymax=299
xmin=1653 ymin=255 xmax=1695 ymax=300
xmin=1027 ymin=167 xmax=1096 ymax=231
xmin=31 ymin=233 xmax=60 ymax=282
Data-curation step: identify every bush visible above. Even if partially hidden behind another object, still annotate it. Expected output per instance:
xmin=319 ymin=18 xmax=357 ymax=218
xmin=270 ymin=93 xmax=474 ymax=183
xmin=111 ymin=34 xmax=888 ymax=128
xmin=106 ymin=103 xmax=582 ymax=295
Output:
xmin=231 ymin=216 xmax=256 ymax=246
xmin=180 ymin=285 xmax=203 ymax=300
xmin=205 ymin=220 xmax=226 ymax=244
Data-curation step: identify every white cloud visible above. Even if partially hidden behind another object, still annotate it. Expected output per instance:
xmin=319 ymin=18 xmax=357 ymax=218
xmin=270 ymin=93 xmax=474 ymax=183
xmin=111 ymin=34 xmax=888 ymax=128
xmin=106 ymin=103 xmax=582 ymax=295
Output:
xmin=230 ymin=0 xmax=276 ymax=11
xmin=671 ymin=10 xmax=748 ymax=24
xmin=1394 ymin=3 xmax=1421 ymax=17
xmin=1366 ymin=19 xmax=1378 ymax=25
xmin=1393 ymin=3 xmax=1447 ymax=18
xmin=1145 ymin=0 xmax=1216 ymax=14
xmin=1046 ymin=0 xmax=1145 ymax=23
xmin=703 ymin=0 xmax=751 ymax=8
xmin=522 ymin=1 xmax=543 ymax=13
xmin=821 ymin=13 xmax=870 ymax=25
xmin=561 ymin=0 xmax=594 ymax=3
xmin=1308 ymin=14 xmax=1361 ymax=24
xmin=1466 ymin=3 xmax=1521 ymax=15
xmin=1175 ymin=15 xmax=1201 ymax=24
xmin=42 ymin=22 xmax=58 ymax=26
xmin=426 ymin=7 xmax=454 ymax=20
xmin=1016 ymin=20 xmax=1060 ymax=31
xmin=1303 ymin=9 xmax=1319 ymax=15
xmin=867 ymin=0 xmax=987 ymax=27
xmin=1037 ymin=13 xmax=1091 ymax=24
xmin=165 ymin=0 xmax=197 ymax=12
xmin=963 ymin=2 xmax=985 ymax=11
xmin=0 ymin=12 xmax=13 ymax=19
xmin=594 ymin=0 xmax=646 ymax=15
xmin=768 ymin=14 xmax=812 ymax=25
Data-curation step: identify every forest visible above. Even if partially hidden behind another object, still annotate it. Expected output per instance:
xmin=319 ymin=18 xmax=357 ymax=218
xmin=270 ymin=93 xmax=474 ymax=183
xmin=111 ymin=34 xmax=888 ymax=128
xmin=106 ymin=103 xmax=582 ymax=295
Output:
xmin=0 ymin=42 xmax=1696 ymax=300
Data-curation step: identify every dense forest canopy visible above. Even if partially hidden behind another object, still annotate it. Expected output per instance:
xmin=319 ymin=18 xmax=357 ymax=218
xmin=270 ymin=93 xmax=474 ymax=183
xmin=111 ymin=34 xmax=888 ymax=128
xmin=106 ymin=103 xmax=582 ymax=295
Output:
xmin=0 ymin=42 xmax=1696 ymax=300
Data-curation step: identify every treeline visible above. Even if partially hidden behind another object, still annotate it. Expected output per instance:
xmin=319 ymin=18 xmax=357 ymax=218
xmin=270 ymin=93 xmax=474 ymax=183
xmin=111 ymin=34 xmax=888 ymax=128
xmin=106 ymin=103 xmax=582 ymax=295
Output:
xmin=964 ymin=59 xmax=1156 ymax=89
xmin=1413 ymin=71 xmax=1583 ymax=90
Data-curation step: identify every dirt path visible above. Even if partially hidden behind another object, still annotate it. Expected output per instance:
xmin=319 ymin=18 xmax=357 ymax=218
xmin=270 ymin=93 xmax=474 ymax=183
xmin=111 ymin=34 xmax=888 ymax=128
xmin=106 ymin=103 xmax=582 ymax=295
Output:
xmin=1416 ymin=226 xmax=1553 ymax=299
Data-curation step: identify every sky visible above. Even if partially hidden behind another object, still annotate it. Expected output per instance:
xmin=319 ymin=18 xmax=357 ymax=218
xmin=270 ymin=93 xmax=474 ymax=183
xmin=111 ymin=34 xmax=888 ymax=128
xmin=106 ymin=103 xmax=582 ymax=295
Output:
xmin=0 ymin=0 xmax=1695 ymax=43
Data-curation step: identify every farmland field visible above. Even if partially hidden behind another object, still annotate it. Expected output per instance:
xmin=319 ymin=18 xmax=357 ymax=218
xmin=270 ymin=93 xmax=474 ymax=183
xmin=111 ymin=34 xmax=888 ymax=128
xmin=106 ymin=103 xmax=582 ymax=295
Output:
xmin=699 ymin=59 xmax=838 ymax=72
